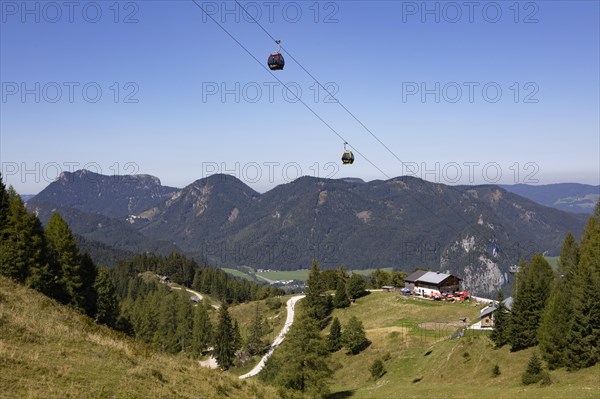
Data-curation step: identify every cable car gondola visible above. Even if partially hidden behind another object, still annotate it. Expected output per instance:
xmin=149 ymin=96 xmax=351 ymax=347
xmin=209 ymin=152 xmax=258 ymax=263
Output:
xmin=268 ymin=40 xmax=285 ymax=70
xmin=341 ymin=142 xmax=354 ymax=165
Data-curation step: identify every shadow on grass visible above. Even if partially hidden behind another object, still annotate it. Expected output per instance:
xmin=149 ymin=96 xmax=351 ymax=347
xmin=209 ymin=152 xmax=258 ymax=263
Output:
xmin=325 ymin=389 xmax=356 ymax=399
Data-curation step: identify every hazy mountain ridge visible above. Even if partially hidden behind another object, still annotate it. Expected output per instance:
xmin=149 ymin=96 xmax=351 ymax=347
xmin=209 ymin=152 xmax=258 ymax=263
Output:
xmin=500 ymin=183 xmax=599 ymax=214
xmin=29 ymin=171 xmax=589 ymax=294
xmin=32 ymin=170 xmax=178 ymax=219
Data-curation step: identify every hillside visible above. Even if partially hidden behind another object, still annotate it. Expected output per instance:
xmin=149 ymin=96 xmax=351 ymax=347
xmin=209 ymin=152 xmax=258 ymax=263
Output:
xmin=0 ymin=275 xmax=277 ymax=399
xmin=30 ymin=171 xmax=590 ymax=294
xmin=325 ymin=292 xmax=600 ymax=398
xmin=501 ymin=183 xmax=599 ymax=214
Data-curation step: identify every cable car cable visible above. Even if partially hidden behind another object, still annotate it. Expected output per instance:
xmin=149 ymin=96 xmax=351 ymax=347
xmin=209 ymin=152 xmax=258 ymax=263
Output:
xmin=192 ymin=0 xmax=519 ymax=275
xmin=191 ymin=0 xmax=391 ymax=179
xmin=233 ymin=0 xmax=408 ymax=169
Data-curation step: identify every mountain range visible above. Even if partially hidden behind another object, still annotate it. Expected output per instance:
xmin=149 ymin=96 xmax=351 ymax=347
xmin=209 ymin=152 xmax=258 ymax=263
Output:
xmin=500 ymin=183 xmax=599 ymax=214
xmin=26 ymin=170 xmax=591 ymax=295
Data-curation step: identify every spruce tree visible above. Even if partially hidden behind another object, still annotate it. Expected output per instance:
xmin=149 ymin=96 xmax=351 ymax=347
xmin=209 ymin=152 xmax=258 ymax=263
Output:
xmin=213 ymin=304 xmax=237 ymax=370
xmin=175 ymin=292 xmax=193 ymax=352
xmin=346 ymin=274 xmax=367 ymax=299
xmin=333 ymin=276 xmax=350 ymax=308
xmin=522 ymin=351 xmax=543 ymax=385
xmin=266 ymin=314 xmax=331 ymax=398
xmin=0 ymin=174 xmax=8 ymax=229
xmin=79 ymin=253 xmax=98 ymax=317
xmin=342 ymin=316 xmax=369 ymax=355
xmin=327 ymin=317 xmax=342 ymax=352
xmin=0 ymin=189 xmax=34 ymax=282
xmin=566 ymin=203 xmax=600 ymax=370
xmin=191 ymin=301 xmax=212 ymax=357
xmin=94 ymin=268 xmax=118 ymax=327
xmin=45 ymin=212 xmax=84 ymax=309
xmin=490 ymin=289 xmax=509 ymax=348
xmin=538 ymin=233 xmax=579 ymax=368
xmin=509 ymin=253 xmax=554 ymax=351
xmin=246 ymin=303 xmax=266 ymax=356
xmin=154 ymin=291 xmax=179 ymax=353
xmin=305 ymin=260 xmax=331 ymax=321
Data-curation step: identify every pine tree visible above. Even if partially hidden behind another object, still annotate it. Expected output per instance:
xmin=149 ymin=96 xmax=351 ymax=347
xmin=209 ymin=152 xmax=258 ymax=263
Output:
xmin=191 ymin=301 xmax=212 ymax=357
xmin=263 ymin=314 xmax=331 ymax=398
xmin=522 ymin=351 xmax=543 ymax=385
xmin=175 ymin=292 xmax=193 ymax=352
xmin=327 ymin=317 xmax=342 ymax=352
xmin=0 ymin=174 xmax=8 ymax=229
xmin=333 ymin=276 xmax=350 ymax=308
xmin=346 ymin=274 xmax=367 ymax=299
xmin=342 ymin=316 xmax=369 ymax=355
xmin=538 ymin=233 xmax=579 ymax=369
xmin=566 ymin=203 xmax=600 ymax=370
xmin=509 ymin=253 xmax=554 ymax=351
xmin=45 ymin=212 xmax=84 ymax=309
xmin=213 ymin=304 xmax=237 ymax=370
xmin=304 ymin=260 xmax=332 ymax=321
xmin=79 ymin=253 xmax=98 ymax=317
xmin=0 ymin=189 xmax=34 ymax=282
xmin=490 ymin=289 xmax=509 ymax=348
xmin=94 ymin=268 xmax=118 ymax=327
xmin=246 ymin=303 xmax=266 ymax=356
xmin=154 ymin=291 xmax=179 ymax=353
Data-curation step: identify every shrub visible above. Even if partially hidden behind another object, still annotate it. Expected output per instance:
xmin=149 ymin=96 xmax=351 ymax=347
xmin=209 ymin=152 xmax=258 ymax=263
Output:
xmin=492 ymin=364 xmax=501 ymax=377
xmin=369 ymin=359 xmax=385 ymax=380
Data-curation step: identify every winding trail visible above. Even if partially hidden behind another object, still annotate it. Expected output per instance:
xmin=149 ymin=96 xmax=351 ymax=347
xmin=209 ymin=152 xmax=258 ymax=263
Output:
xmin=239 ymin=295 xmax=305 ymax=379
xmin=171 ymin=285 xmax=220 ymax=309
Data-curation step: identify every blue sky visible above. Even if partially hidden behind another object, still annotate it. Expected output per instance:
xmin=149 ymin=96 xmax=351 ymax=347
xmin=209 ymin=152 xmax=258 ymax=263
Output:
xmin=1 ymin=0 xmax=599 ymax=194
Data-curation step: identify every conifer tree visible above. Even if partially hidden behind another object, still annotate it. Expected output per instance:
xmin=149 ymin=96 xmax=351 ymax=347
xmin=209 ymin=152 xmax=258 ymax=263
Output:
xmin=264 ymin=314 xmax=331 ymax=398
xmin=346 ymin=274 xmax=367 ymax=299
xmin=0 ymin=189 xmax=35 ymax=282
xmin=565 ymin=203 xmax=600 ymax=370
xmin=213 ymin=304 xmax=237 ymax=370
xmin=522 ymin=351 xmax=543 ymax=385
xmin=490 ymin=289 xmax=509 ymax=348
xmin=246 ymin=302 xmax=267 ymax=356
xmin=45 ymin=212 xmax=84 ymax=309
xmin=154 ymin=291 xmax=179 ymax=353
xmin=538 ymin=233 xmax=579 ymax=368
xmin=191 ymin=301 xmax=212 ymax=357
xmin=342 ymin=316 xmax=369 ymax=355
xmin=0 ymin=174 xmax=8 ymax=229
xmin=79 ymin=253 xmax=98 ymax=317
xmin=509 ymin=253 xmax=554 ymax=351
xmin=175 ymin=292 xmax=193 ymax=352
xmin=327 ymin=317 xmax=342 ymax=352
xmin=305 ymin=260 xmax=332 ymax=321
xmin=94 ymin=267 xmax=118 ymax=327
xmin=333 ymin=276 xmax=350 ymax=308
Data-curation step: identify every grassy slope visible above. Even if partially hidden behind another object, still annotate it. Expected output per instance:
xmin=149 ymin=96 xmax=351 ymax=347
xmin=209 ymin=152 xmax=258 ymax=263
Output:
xmin=0 ymin=276 xmax=278 ymax=399
xmin=327 ymin=292 xmax=600 ymax=399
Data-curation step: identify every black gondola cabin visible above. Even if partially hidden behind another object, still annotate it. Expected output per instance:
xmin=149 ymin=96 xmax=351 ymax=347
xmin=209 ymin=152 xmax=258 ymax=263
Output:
xmin=342 ymin=151 xmax=354 ymax=164
xmin=268 ymin=53 xmax=285 ymax=70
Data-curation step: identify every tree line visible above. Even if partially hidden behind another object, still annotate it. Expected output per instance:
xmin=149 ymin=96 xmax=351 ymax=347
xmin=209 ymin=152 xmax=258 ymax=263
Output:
xmin=491 ymin=202 xmax=599 ymax=374
xmin=0 ymin=176 xmax=116 ymax=324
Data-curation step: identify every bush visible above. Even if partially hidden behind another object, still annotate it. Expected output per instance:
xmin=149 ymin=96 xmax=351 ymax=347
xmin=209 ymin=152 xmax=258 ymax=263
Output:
xmin=369 ymin=359 xmax=385 ymax=380
xmin=492 ymin=364 xmax=501 ymax=377
xmin=265 ymin=297 xmax=282 ymax=310
xmin=382 ymin=352 xmax=392 ymax=361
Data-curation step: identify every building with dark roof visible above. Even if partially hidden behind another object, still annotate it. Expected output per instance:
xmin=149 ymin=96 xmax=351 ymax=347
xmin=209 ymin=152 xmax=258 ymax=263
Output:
xmin=404 ymin=269 xmax=462 ymax=296
xmin=479 ymin=297 xmax=513 ymax=328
